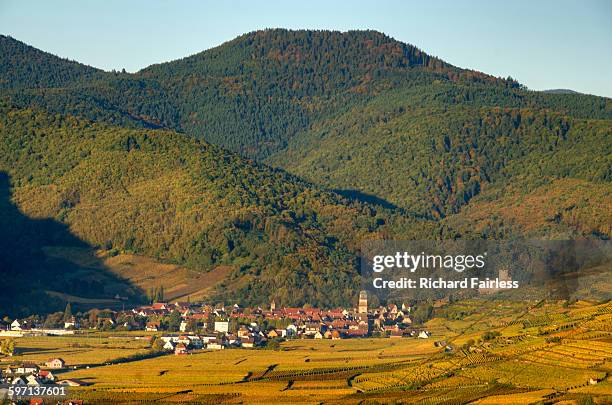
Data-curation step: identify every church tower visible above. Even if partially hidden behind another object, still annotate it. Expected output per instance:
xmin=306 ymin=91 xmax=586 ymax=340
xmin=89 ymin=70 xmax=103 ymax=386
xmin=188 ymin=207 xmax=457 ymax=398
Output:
xmin=358 ymin=290 xmax=368 ymax=314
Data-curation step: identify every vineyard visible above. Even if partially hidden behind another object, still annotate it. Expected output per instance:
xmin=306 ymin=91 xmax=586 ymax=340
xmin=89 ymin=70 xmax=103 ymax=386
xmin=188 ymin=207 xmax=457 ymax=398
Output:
xmin=0 ymin=333 xmax=151 ymax=367
xmin=5 ymin=299 xmax=609 ymax=404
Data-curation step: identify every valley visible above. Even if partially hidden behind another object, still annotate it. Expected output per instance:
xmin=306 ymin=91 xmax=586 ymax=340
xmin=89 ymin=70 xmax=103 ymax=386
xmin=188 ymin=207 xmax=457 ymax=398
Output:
xmin=0 ymin=28 xmax=610 ymax=316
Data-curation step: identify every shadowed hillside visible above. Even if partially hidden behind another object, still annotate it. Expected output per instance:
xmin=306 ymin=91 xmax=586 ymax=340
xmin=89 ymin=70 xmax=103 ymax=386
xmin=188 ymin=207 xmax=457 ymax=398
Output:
xmin=0 ymin=30 xmax=609 ymax=312
xmin=0 ymin=171 xmax=145 ymax=318
xmin=0 ymin=106 xmax=433 ymax=310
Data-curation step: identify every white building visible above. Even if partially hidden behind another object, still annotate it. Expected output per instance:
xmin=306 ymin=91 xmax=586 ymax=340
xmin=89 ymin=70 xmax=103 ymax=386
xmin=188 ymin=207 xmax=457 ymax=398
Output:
xmin=16 ymin=364 xmax=39 ymax=374
xmin=214 ymin=321 xmax=229 ymax=333
xmin=179 ymin=321 xmax=188 ymax=332
xmin=26 ymin=375 xmax=42 ymax=386
xmin=286 ymin=324 xmax=298 ymax=336
xmin=163 ymin=341 xmax=176 ymax=351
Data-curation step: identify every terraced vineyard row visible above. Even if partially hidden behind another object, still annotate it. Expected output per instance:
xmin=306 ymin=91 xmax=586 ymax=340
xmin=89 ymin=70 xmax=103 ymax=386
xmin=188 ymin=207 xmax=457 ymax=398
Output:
xmin=565 ymin=339 xmax=612 ymax=355
xmin=460 ymin=360 xmax=607 ymax=390
xmin=519 ymin=348 xmax=605 ymax=369
xmin=423 ymin=374 xmax=479 ymax=389
xmin=415 ymin=385 xmax=530 ymax=405
xmin=352 ymin=364 xmax=447 ymax=391
xmin=258 ymin=359 xmax=415 ymax=381
xmin=459 ymin=351 xmax=503 ymax=366
xmin=490 ymin=340 xmax=549 ymax=358
xmin=521 ymin=313 xmax=571 ymax=328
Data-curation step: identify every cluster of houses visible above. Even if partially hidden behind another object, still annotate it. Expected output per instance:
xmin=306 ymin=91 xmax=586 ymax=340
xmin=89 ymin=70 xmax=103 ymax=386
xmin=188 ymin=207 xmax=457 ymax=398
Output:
xmin=0 ymin=358 xmax=87 ymax=387
xmin=142 ymin=298 xmax=430 ymax=333
xmin=134 ymin=296 xmax=432 ymax=354
xmin=1 ymin=319 xmax=76 ymax=337
xmin=157 ymin=334 xmax=225 ymax=355
xmin=4 ymin=292 xmax=433 ymax=354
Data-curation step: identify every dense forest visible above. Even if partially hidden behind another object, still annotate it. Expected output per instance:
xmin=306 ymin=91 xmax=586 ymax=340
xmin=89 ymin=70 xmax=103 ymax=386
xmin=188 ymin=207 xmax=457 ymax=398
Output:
xmin=0 ymin=30 xmax=610 ymax=314
xmin=270 ymin=83 xmax=611 ymax=218
xmin=0 ymin=105 xmax=426 ymax=314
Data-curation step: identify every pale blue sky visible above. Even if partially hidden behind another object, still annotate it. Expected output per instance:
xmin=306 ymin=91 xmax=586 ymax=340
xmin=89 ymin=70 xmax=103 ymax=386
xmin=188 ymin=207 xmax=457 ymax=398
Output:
xmin=1 ymin=0 xmax=611 ymax=97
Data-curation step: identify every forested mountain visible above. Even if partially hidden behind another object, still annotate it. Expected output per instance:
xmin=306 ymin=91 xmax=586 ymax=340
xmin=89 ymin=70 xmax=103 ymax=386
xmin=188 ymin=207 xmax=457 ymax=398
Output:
xmin=0 ymin=35 xmax=101 ymax=89
xmin=0 ymin=104 xmax=426 ymax=314
xmin=138 ymin=29 xmax=490 ymax=157
xmin=2 ymin=30 xmax=518 ymax=158
xmin=0 ymin=30 xmax=610 ymax=314
xmin=269 ymin=82 xmax=611 ymax=219
xmin=0 ymin=35 xmax=180 ymax=130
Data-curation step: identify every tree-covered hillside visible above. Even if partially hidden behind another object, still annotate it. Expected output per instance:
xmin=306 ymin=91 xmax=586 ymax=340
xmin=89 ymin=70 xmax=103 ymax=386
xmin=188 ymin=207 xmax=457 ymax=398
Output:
xmin=0 ymin=30 xmax=610 ymax=314
xmin=138 ymin=29 xmax=462 ymax=157
xmin=0 ymin=35 xmax=181 ymax=130
xmin=0 ymin=35 xmax=101 ymax=89
xmin=0 ymin=105 xmax=425 ymax=312
xmin=269 ymin=82 xmax=611 ymax=219
xmin=2 ymin=30 xmax=519 ymax=159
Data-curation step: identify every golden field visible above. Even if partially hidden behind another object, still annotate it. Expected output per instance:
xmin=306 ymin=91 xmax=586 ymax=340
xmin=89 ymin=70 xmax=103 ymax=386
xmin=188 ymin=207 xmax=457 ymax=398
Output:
xmin=2 ymin=300 xmax=611 ymax=404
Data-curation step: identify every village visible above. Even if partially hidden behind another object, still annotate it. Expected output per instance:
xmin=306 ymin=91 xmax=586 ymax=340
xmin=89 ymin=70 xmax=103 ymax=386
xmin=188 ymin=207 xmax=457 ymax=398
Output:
xmin=1 ymin=296 xmax=608 ymax=405
xmin=0 ymin=291 xmax=436 ymax=389
xmin=0 ymin=358 xmax=77 ymax=387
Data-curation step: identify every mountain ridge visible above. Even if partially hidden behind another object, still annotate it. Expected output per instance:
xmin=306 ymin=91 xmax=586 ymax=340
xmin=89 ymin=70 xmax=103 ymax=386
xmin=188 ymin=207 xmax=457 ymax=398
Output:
xmin=0 ymin=103 xmax=428 ymax=315
xmin=0 ymin=30 xmax=610 ymax=315
xmin=2 ymin=30 xmax=524 ymax=157
xmin=0 ymin=34 xmax=102 ymax=89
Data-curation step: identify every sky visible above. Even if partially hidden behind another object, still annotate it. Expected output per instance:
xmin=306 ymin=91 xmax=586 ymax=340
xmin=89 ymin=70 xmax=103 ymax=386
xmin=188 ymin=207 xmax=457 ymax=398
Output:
xmin=1 ymin=0 xmax=611 ymax=97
